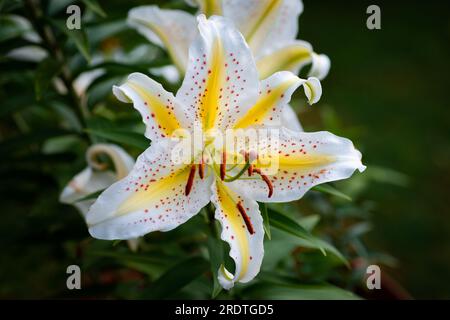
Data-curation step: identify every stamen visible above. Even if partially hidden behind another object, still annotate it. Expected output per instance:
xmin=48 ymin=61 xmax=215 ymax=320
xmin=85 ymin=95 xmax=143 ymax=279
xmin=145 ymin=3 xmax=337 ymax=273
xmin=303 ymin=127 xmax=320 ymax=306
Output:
xmin=237 ymin=201 xmax=255 ymax=235
xmin=185 ymin=165 xmax=196 ymax=196
xmin=198 ymin=157 xmax=205 ymax=179
xmin=243 ymin=152 xmax=253 ymax=176
xmin=248 ymin=164 xmax=254 ymax=176
xmin=253 ymin=168 xmax=274 ymax=198
xmin=220 ymin=151 xmax=226 ymax=180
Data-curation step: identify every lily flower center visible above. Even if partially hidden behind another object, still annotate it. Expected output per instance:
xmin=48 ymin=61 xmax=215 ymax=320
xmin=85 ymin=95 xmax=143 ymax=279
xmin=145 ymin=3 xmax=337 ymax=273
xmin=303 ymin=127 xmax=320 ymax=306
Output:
xmin=183 ymin=137 xmax=274 ymax=201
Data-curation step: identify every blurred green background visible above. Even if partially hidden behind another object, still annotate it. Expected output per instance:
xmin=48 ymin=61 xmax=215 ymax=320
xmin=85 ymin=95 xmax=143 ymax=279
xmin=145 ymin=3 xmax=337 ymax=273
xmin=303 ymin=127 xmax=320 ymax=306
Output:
xmin=301 ymin=0 xmax=450 ymax=298
xmin=0 ymin=0 xmax=449 ymax=299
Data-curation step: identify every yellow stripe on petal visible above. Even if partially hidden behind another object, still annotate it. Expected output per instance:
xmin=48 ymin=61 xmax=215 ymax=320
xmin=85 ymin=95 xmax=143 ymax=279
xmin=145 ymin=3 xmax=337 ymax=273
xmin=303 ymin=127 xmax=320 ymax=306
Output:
xmin=256 ymin=43 xmax=311 ymax=80
xmin=198 ymin=0 xmax=223 ymax=17
xmin=233 ymin=77 xmax=300 ymax=129
xmin=116 ymin=165 xmax=189 ymax=217
xmin=200 ymin=38 xmax=225 ymax=131
xmin=278 ymin=154 xmax=336 ymax=169
xmin=127 ymin=82 xmax=182 ymax=137
xmin=212 ymin=180 xmax=264 ymax=290
xmin=215 ymin=181 xmax=249 ymax=280
xmin=245 ymin=0 xmax=283 ymax=53
xmin=226 ymin=128 xmax=365 ymax=204
xmin=86 ymin=140 xmax=213 ymax=240
xmin=254 ymin=150 xmax=336 ymax=175
xmin=176 ymin=15 xmax=260 ymax=132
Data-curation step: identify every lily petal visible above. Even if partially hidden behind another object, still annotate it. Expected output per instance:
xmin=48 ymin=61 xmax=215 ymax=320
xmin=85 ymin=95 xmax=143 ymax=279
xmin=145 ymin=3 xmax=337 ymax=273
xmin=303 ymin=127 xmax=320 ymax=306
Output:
xmin=211 ymin=180 xmax=264 ymax=289
xmin=60 ymin=144 xmax=135 ymax=216
xmin=233 ymin=71 xmax=321 ymax=129
xmin=176 ymin=15 xmax=259 ymax=132
xmin=128 ymin=6 xmax=196 ymax=73
xmin=60 ymin=168 xmax=116 ymax=216
xmin=222 ymin=0 xmax=303 ymax=55
xmin=282 ymin=104 xmax=303 ymax=131
xmin=228 ymin=127 xmax=366 ymax=202
xmin=256 ymin=41 xmax=331 ymax=81
xmin=308 ymin=52 xmax=331 ymax=80
xmin=149 ymin=65 xmax=181 ymax=84
xmin=86 ymin=140 xmax=212 ymax=240
xmin=86 ymin=143 xmax=135 ymax=180
xmin=256 ymin=40 xmax=312 ymax=80
xmin=113 ymin=72 xmax=193 ymax=140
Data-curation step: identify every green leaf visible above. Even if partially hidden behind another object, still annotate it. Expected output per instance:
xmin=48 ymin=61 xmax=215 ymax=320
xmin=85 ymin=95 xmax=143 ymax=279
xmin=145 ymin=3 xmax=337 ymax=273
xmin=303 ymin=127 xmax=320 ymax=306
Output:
xmin=242 ymin=282 xmax=360 ymax=300
xmin=86 ymin=20 xmax=127 ymax=46
xmin=34 ymin=57 xmax=62 ymax=100
xmin=267 ymin=207 xmax=325 ymax=255
xmin=296 ymin=237 xmax=348 ymax=266
xmin=0 ymin=14 xmax=30 ymax=42
xmin=267 ymin=207 xmax=348 ymax=265
xmin=81 ymin=0 xmax=106 ymax=18
xmin=86 ymin=75 xmax=124 ymax=108
xmin=81 ymin=60 xmax=171 ymax=75
xmin=207 ymin=237 xmax=223 ymax=298
xmin=86 ymin=250 xmax=174 ymax=278
xmin=0 ymin=92 xmax=37 ymax=117
xmin=0 ymin=128 xmax=70 ymax=154
xmin=86 ymin=128 xmax=149 ymax=150
xmin=50 ymin=101 xmax=83 ymax=132
xmin=51 ymin=20 xmax=90 ymax=61
xmin=298 ymin=214 xmax=320 ymax=232
xmin=46 ymin=0 xmax=75 ymax=16
xmin=259 ymin=202 xmax=271 ymax=240
xmin=367 ymin=165 xmax=410 ymax=187
xmin=313 ymin=184 xmax=352 ymax=201
xmin=142 ymin=257 xmax=209 ymax=299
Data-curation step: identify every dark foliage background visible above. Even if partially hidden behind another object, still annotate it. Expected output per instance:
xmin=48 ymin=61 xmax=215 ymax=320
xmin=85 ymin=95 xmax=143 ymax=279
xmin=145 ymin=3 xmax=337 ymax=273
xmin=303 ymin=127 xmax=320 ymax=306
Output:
xmin=0 ymin=0 xmax=449 ymax=299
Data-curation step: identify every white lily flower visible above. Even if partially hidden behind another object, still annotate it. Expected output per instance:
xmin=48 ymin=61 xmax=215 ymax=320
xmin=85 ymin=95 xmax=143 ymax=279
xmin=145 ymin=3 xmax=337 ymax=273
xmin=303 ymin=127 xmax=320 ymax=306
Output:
xmin=128 ymin=0 xmax=330 ymax=131
xmin=87 ymin=16 xmax=365 ymax=289
xmin=60 ymin=143 xmax=140 ymax=251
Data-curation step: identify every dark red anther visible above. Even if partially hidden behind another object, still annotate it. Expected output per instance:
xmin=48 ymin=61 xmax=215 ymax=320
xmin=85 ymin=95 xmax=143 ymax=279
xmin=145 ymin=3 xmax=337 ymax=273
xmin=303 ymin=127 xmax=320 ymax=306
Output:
xmin=253 ymin=168 xmax=273 ymax=198
xmin=198 ymin=157 xmax=205 ymax=179
xmin=185 ymin=165 xmax=196 ymax=196
xmin=237 ymin=201 xmax=255 ymax=235
xmin=243 ymin=152 xmax=253 ymax=176
xmin=220 ymin=151 xmax=226 ymax=180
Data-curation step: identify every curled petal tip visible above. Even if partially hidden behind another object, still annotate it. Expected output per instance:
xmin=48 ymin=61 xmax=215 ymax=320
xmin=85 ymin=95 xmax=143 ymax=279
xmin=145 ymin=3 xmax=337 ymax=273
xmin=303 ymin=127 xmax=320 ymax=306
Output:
xmin=112 ymin=85 xmax=131 ymax=103
xmin=308 ymin=53 xmax=331 ymax=80
xmin=304 ymin=77 xmax=322 ymax=105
